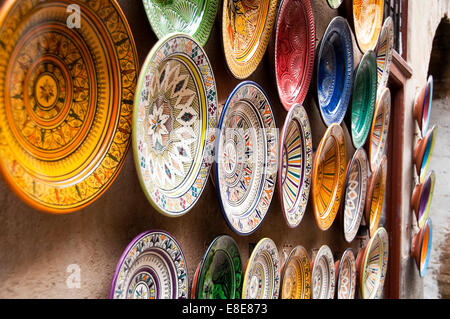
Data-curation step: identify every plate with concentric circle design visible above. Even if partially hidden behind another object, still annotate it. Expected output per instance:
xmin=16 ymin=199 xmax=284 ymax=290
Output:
xmin=278 ymin=103 xmax=313 ymax=228
xmin=110 ymin=230 xmax=188 ymax=299
xmin=312 ymin=123 xmax=346 ymax=231
xmin=216 ymin=81 xmax=278 ymax=235
xmin=242 ymin=238 xmax=281 ymax=299
xmin=365 ymin=155 xmax=387 ymax=237
xmin=280 ymin=245 xmax=311 ymax=299
xmin=335 ymin=248 xmax=356 ymax=299
xmin=133 ymin=33 xmax=218 ymax=217
xmin=310 ymin=245 xmax=335 ymax=299
xmin=0 ymin=0 xmax=138 ymax=213
xmin=353 ymin=0 xmax=384 ymax=52
xmin=375 ymin=17 xmax=394 ymax=92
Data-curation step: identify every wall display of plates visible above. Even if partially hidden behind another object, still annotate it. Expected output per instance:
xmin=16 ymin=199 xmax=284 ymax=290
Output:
xmin=316 ymin=16 xmax=354 ymax=127
xmin=222 ymin=0 xmax=278 ymax=79
xmin=350 ymin=50 xmax=377 ymax=149
xmin=192 ymin=235 xmax=242 ymax=299
xmin=216 ymin=81 xmax=278 ymax=235
xmin=414 ymin=75 xmax=434 ymax=137
xmin=414 ymin=125 xmax=437 ymax=183
xmin=142 ymin=0 xmax=219 ymax=47
xmin=242 ymin=238 xmax=280 ymax=299
xmin=275 ymin=0 xmax=315 ymax=111
xmin=364 ymin=155 xmax=387 ymax=238
xmin=280 ymin=245 xmax=311 ymax=299
xmin=411 ymin=218 xmax=433 ymax=278
xmin=312 ymin=123 xmax=346 ymax=231
xmin=375 ymin=17 xmax=394 ymax=93
xmin=133 ymin=33 xmax=218 ymax=217
xmin=110 ymin=230 xmax=188 ymax=299
xmin=352 ymin=0 xmax=385 ymax=53
xmin=368 ymin=87 xmax=391 ymax=171
xmin=327 ymin=0 xmax=343 ymax=9
xmin=278 ymin=104 xmax=313 ymax=228
xmin=310 ymin=245 xmax=335 ymax=299
xmin=334 ymin=248 xmax=357 ymax=299
xmin=411 ymin=171 xmax=435 ymax=229
xmin=0 ymin=0 xmax=138 ymax=213
xmin=356 ymin=227 xmax=389 ymax=299
xmin=342 ymin=148 xmax=369 ymax=243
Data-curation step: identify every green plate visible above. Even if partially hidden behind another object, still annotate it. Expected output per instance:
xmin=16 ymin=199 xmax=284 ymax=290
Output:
xmin=350 ymin=51 xmax=377 ymax=149
xmin=143 ymin=0 xmax=219 ymax=47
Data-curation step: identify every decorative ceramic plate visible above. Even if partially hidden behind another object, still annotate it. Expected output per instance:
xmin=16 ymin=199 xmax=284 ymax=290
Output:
xmin=312 ymin=123 xmax=346 ymax=231
xmin=0 ymin=0 xmax=138 ymax=213
xmin=414 ymin=75 xmax=434 ymax=137
xmin=411 ymin=218 xmax=432 ymax=278
xmin=368 ymin=87 xmax=391 ymax=171
xmin=242 ymin=238 xmax=280 ymax=299
xmin=411 ymin=170 xmax=435 ymax=229
xmin=350 ymin=50 xmax=377 ymax=149
xmin=194 ymin=235 xmax=243 ymax=299
xmin=280 ymin=245 xmax=311 ymax=299
xmin=375 ymin=17 xmax=394 ymax=92
xmin=414 ymin=125 xmax=437 ymax=183
xmin=142 ymin=0 xmax=219 ymax=47
xmin=222 ymin=0 xmax=278 ymax=79
xmin=342 ymin=148 xmax=369 ymax=243
xmin=365 ymin=155 xmax=387 ymax=237
xmin=275 ymin=0 xmax=315 ymax=111
xmin=353 ymin=0 xmax=384 ymax=52
xmin=278 ymin=104 xmax=313 ymax=228
xmin=327 ymin=0 xmax=343 ymax=9
xmin=335 ymin=248 xmax=356 ymax=299
xmin=317 ymin=16 xmax=354 ymax=127
xmin=357 ymin=226 xmax=389 ymax=299
xmin=110 ymin=230 xmax=188 ymax=299
xmin=133 ymin=33 xmax=217 ymax=217
xmin=216 ymin=81 xmax=278 ymax=235
xmin=310 ymin=245 xmax=335 ymax=299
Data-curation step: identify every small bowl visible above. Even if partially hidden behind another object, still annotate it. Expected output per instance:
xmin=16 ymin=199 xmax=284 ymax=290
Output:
xmin=411 ymin=218 xmax=433 ymax=278
xmin=411 ymin=171 xmax=436 ymax=229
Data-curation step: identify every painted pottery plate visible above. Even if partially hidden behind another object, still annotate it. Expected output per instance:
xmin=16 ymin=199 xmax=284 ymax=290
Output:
xmin=375 ymin=17 xmax=394 ymax=92
xmin=412 ymin=218 xmax=432 ymax=278
xmin=242 ymin=238 xmax=281 ymax=299
xmin=194 ymin=235 xmax=243 ymax=299
xmin=414 ymin=125 xmax=437 ymax=183
xmin=216 ymin=81 xmax=278 ymax=235
xmin=133 ymin=33 xmax=217 ymax=217
xmin=142 ymin=0 xmax=219 ymax=47
xmin=278 ymin=104 xmax=313 ymax=228
xmin=369 ymin=87 xmax=391 ymax=171
xmin=414 ymin=75 xmax=433 ymax=137
xmin=350 ymin=50 xmax=377 ymax=149
xmin=0 ymin=0 xmax=138 ymax=213
xmin=222 ymin=0 xmax=277 ymax=79
xmin=411 ymin=170 xmax=435 ymax=229
xmin=335 ymin=248 xmax=356 ymax=299
xmin=327 ymin=0 xmax=343 ymax=9
xmin=312 ymin=123 xmax=346 ymax=231
xmin=342 ymin=148 xmax=369 ymax=243
xmin=275 ymin=0 xmax=315 ymax=111
xmin=280 ymin=245 xmax=311 ymax=299
xmin=358 ymin=226 xmax=389 ymax=299
xmin=110 ymin=230 xmax=188 ymax=299
xmin=311 ymin=245 xmax=335 ymax=299
xmin=365 ymin=155 xmax=387 ymax=237
xmin=317 ymin=16 xmax=354 ymax=127
xmin=353 ymin=0 xmax=384 ymax=52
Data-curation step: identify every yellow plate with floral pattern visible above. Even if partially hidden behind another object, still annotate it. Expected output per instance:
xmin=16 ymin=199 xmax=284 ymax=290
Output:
xmin=0 ymin=0 xmax=138 ymax=213
xmin=222 ymin=0 xmax=277 ymax=79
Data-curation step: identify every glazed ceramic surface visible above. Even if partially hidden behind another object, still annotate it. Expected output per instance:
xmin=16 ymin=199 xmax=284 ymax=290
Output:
xmin=342 ymin=148 xmax=369 ymax=243
xmin=351 ymin=50 xmax=377 ymax=149
xmin=280 ymin=245 xmax=311 ymax=299
xmin=0 ymin=0 xmax=138 ymax=213
xmin=133 ymin=33 xmax=217 ymax=217
xmin=369 ymin=87 xmax=391 ymax=171
xmin=195 ymin=235 xmax=243 ymax=299
xmin=242 ymin=238 xmax=280 ymax=299
xmin=312 ymin=123 xmax=346 ymax=231
xmin=365 ymin=155 xmax=387 ymax=237
xmin=275 ymin=0 xmax=315 ymax=110
xmin=311 ymin=245 xmax=335 ymax=299
xmin=414 ymin=125 xmax=437 ymax=183
xmin=335 ymin=249 xmax=356 ymax=299
xmin=317 ymin=16 xmax=354 ymax=127
xmin=375 ymin=17 xmax=394 ymax=92
xmin=222 ymin=0 xmax=277 ymax=79
xmin=414 ymin=75 xmax=433 ymax=137
xmin=216 ymin=81 xmax=278 ymax=235
xmin=411 ymin=171 xmax=435 ymax=229
xmin=278 ymin=104 xmax=313 ymax=228
xmin=412 ymin=218 xmax=432 ymax=278
xmin=110 ymin=230 xmax=188 ymax=299
xmin=142 ymin=0 xmax=219 ymax=47
xmin=327 ymin=0 xmax=343 ymax=9
xmin=353 ymin=0 xmax=384 ymax=52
